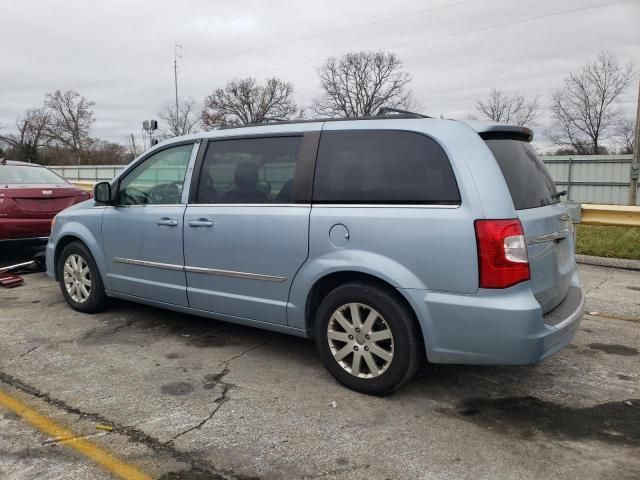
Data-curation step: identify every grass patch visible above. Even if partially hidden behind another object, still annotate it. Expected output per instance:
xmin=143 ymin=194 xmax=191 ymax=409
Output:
xmin=575 ymin=225 xmax=640 ymax=260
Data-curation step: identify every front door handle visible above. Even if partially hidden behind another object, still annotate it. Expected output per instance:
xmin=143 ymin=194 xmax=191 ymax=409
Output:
xmin=157 ymin=218 xmax=178 ymax=227
xmin=188 ymin=218 xmax=213 ymax=228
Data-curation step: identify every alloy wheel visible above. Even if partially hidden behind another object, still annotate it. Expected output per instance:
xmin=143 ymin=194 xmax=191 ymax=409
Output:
xmin=327 ymin=302 xmax=394 ymax=378
xmin=63 ymin=254 xmax=92 ymax=303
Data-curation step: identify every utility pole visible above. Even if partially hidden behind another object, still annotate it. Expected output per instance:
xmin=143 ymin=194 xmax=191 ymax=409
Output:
xmin=174 ymin=42 xmax=182 ymax=126
xmin=630 ymin=80 xmax=640 ymax=206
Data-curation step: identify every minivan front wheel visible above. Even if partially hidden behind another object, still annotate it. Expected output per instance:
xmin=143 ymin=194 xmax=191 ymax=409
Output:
xmin=314 ymin=282 xmax=422 ymax=395
xmin=57 ymin=242 xmax=110 ymax=313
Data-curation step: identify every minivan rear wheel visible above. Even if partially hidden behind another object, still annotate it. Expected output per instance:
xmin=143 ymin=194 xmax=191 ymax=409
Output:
xmin=314 ymin=282 xmax=421 ymax=395
xmin=57 ymin=241 xmax=110 ymax=313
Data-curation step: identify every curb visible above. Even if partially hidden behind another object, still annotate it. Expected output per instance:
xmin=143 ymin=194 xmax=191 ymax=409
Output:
xmin=575 ymin=254 xmax=640 ymax=271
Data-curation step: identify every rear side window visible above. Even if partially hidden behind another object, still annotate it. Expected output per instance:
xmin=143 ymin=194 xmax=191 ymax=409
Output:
xmin=313 ymin=130 xmax=460 ymax=204
xmin=195 ymin=136 xmax=303 ymax=204
xmin=485 ymin=139 xmax=558 ymax=210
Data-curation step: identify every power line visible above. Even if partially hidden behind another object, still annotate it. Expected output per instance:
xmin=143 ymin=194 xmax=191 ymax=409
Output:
xmin=74 ymin=0 xmax=476 ymax=91
xmin=386 ymin=0 xmax=633 ymax=51
xmin=179 ymin=0 xmax=476 ymax=70
xmin=99 ymin=0 xmax=632 ymax=103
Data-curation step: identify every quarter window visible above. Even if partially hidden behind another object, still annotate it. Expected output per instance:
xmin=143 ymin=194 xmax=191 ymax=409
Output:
xmin=117 ymin=144 xmax=193 ymax=205
xmin=195 ymin=136 xmax=304 ymax=204
xmin=313 ymin=130 xmax=460 ymax=204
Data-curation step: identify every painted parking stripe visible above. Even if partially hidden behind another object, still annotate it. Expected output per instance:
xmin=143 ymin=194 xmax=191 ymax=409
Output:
xmin=0 ymin=388 xmax=152 ymax=480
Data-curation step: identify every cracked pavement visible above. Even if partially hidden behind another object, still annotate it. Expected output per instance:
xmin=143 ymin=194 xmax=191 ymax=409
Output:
xmin=0 ymin=264 xmax=639 ymax=479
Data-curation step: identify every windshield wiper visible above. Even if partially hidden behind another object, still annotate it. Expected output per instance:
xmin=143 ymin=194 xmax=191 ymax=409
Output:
xmin=552 ymin=190 xmax=567 ymax=199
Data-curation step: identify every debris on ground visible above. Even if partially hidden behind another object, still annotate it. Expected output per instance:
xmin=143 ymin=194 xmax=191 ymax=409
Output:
xmin=0 ymin=273 xmax=24 ymax=288
xmin=0 ymin=260 xmax=35 ymax=274
xmin=0 ymin=250 xmax=47 ymax=288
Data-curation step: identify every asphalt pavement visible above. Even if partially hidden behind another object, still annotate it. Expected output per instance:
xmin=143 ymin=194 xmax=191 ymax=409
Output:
xmin=0 ymin=264 xmax=638 ymax=480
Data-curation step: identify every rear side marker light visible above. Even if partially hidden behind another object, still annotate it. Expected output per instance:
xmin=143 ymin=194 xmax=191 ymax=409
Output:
xmin=475 ymin=219 xmax=530 ymax=289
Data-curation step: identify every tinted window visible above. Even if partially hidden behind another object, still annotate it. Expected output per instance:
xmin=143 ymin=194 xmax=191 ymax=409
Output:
xmin=313 ymin=130 xmax=460 ymax=204
xmin=118 ymin=144 xmax=192 ymax=205
xmin=485 ymin=139 xmax=558 ymax=210
xmin=196 ymin=136 xmax=303 ymax=204
xmin=0 ymin=165 xmax=69 ymax=185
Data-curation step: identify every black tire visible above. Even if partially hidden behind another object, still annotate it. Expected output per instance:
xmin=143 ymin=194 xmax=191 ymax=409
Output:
xmin=314 ymin=282 xmax=422 ymax=395
xmin=57 ymin=241 xmax=110 ymax=313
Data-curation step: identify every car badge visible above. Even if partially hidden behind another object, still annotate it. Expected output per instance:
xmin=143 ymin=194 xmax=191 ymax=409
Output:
xmin=42 ymin=190 xmax=53 ymax=195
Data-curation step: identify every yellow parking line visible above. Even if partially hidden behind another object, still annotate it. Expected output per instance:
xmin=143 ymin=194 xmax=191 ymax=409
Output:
xmin=0 ymin=389 xmax=152 ymax=480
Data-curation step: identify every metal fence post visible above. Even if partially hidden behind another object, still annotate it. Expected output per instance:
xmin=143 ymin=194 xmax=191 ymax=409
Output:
xmin=566 ymin=157 xmax=573 ymax=201
xmin=629 ymin=80 xmax=639 ymax=206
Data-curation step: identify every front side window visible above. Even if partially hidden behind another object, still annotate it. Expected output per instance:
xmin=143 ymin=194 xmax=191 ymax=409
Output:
xmin=195 ymin=136 xmax=304 ymax=204
xmin=313 ymin=130 xmax=460 ymax=204
xmin=117 ymin=144 xmax=193 ymax=205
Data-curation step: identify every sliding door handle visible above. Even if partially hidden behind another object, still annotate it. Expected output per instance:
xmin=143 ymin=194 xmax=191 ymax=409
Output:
xmin=156 ymin=218 xmax=178 ymax=227
xmin=188 ymin=218 xmax=213 ymax=228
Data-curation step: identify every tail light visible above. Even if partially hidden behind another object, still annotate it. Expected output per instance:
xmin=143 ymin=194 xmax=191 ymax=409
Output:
xmin=475 ymin=219 xmax=529 ymax=289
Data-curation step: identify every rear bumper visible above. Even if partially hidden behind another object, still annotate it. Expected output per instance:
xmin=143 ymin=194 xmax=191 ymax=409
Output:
xmin=0 ymin=218 xmax=52 ymax=241
xmin=402 ymin=271 xmax=583 ymax=365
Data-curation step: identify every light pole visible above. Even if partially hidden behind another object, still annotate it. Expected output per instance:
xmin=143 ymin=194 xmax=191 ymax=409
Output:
xmin=142 ymin=120 xmax=158 ymax=148
xmin=174 ymin=43 xmax=182 ymax=127
xmin=630 ymin=80 xmax=639 ymax=206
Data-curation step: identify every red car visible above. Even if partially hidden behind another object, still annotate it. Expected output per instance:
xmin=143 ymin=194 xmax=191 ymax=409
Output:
xmin=0 ymin=159 xmax=91 ymax=242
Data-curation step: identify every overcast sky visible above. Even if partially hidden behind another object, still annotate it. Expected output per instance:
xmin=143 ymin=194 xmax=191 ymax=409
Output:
xmin=1 ymin=0 xmax=638 ymax=151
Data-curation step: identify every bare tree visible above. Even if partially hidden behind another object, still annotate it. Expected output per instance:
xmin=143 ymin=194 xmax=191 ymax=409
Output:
xmin=44 ymin=90 xmax=95 ymax=163
xmin=158 ymin=99 xmax=200 ymax=137
xmin=0 ymin=108 xmax=51 ymax=161
xmin=85 ymin=139 xmax=131 ymax=165
xmin=127 ymin=133 xmax=143 ymax=158
xmin=201 ymin=77 xmax=301 ymax=129
xmin=312 ymin=51 xmax=414 ymax=117
xmin=548 ymin=52 xmax=634 ymax=154
xmin=475 ymin=89 xmax=538 ymax=126
xmin=613 ymin=118 xmax=635 ymax=154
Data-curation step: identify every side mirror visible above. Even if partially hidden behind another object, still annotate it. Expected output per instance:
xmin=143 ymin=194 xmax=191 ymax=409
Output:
xmin=93 ymin=182 xmax=113 ymax=204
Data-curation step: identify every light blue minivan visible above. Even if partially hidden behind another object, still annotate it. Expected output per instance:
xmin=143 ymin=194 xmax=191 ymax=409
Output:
xmin=46 ymin=112 xmax=583 ymax=394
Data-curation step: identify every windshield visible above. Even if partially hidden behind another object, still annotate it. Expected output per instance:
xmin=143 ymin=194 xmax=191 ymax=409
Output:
xmin=0 ymin=165 xmax=70 ymax=185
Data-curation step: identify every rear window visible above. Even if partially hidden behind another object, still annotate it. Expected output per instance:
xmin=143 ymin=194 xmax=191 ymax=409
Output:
xmin=485 ymin=139 xmax=558 ymax=210
xmin=0 ymin=165 xmax=69 ymax=185
xmin=313 ymin=130 xmax=460 ymax=204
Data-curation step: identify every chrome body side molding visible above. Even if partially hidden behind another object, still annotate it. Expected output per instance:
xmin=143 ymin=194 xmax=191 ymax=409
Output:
xmin=184 ymin=265 xmax=286 ymax=282
xmin=112 ymin=257 xmax=286 ymax=282
xmin=112 ymin=257 xmax=184 ymax=271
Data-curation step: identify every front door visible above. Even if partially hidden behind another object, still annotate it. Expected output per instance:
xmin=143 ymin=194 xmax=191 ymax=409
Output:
xmin=101 ymin=142 xmax=197 ymax=306
xmin=183 ymin=133 xmax=318 ymax=325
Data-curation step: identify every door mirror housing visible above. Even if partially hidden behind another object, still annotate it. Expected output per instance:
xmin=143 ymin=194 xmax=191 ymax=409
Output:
xmin=94 ymin=181 xmax=113 ymax=204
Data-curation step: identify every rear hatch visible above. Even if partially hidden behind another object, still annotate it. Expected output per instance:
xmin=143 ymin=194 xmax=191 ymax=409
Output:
xmin=484 ymin=135 xmax=575 ymax=313
xmin=1 ymin=185 xmax=88 ymax=218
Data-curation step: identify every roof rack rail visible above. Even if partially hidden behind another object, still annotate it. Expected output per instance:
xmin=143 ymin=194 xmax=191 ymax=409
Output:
xmin=376 ymin=107 xmax=430 ymax=118
xmin=216 ymin=110 xmax=432 ymax=130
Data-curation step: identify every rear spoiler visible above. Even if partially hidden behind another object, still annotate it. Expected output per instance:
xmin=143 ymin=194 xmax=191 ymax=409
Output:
xmin=479 ymin=129 xmax=533 ymax=142
xmin=456 ymin=120 xmax=534 ymax=142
